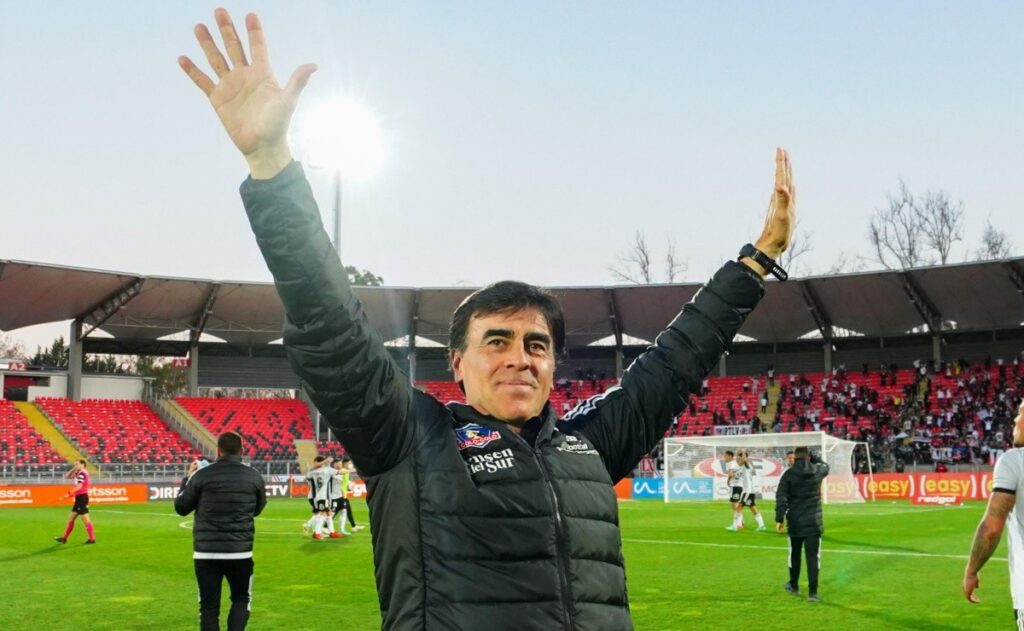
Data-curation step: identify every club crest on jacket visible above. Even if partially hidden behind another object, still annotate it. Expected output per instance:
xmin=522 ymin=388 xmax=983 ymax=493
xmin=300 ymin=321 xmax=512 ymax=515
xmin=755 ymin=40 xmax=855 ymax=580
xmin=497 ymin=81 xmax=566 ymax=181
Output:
xmin=455 ymin=423 xmax=501 ymax=450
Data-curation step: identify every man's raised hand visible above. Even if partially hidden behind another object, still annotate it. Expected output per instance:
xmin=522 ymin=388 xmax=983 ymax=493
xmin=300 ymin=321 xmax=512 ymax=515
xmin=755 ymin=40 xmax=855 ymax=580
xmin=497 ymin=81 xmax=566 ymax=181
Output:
xmin=756 ymin=148 xmax=797 ymax=260
xmin=178 ymin=9 xmax=317 ymax=178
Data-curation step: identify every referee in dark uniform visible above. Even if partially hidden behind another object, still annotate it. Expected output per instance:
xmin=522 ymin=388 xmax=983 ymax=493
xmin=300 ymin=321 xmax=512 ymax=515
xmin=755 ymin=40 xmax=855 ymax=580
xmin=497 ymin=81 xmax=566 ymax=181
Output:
xmin=775 ymin=446 xmax=829 ymax=602
xmin=175 ymin=432 xmax=267 ymax=631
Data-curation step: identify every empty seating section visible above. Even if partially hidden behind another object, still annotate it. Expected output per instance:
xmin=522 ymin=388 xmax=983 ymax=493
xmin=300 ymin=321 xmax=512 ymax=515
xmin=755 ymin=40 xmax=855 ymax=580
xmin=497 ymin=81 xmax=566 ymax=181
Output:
xmin=0 ymin=399 xmax=65 ymax=465
xmin=177 ymin=398 xmax=313 ymax=460
xmin=316 ymin=440 xmax=346 ymax=457
xmin=34 ymin=398 xmax=198 ymax=463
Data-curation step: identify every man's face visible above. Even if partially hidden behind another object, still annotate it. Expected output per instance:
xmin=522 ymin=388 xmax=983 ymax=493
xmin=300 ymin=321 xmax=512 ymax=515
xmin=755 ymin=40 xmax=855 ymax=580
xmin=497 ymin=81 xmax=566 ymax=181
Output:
xmin=786 ymin=453 xmax=795 ymax=466
xmin=724 ymin=453 xmax=733 ymax=462
xmin=1012 ymin=402 xmax=1024 ymax=448
xmin=450 ymin=307 xmax=555 ymax=426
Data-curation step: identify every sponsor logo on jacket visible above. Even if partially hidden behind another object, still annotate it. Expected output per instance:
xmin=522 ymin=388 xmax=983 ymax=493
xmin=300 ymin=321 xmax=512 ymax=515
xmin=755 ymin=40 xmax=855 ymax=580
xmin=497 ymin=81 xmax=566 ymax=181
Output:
xmin=467 ymin=448 xmax=516 ymax=474
xmin=556 ymin=434 xmax=599 ymax=456
xmin=455 ymin=423 xmax=501 ymax=450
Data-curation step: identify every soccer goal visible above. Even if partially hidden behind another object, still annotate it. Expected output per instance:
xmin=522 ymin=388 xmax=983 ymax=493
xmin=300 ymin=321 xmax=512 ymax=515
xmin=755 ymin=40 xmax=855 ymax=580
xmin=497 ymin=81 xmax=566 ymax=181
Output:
xmin=662 ymin=431 xmax=874 ymax=504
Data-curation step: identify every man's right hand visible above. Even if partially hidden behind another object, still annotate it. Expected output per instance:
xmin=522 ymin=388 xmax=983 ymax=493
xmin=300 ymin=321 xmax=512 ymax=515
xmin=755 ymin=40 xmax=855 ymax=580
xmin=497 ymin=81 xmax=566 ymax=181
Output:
xmin=179 ymin=8 xmax=317 ymax=179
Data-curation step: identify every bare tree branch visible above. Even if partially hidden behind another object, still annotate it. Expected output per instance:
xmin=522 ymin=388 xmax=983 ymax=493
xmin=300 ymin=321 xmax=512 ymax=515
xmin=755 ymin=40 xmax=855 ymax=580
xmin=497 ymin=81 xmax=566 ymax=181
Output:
xmin=609 ymin=231 xmax=653 ymax=284
xmin=665 ymin=238 xmax=687 ymax=283
xmin=780 ymin=226 xmax=814 ymax=276
xmin=869 ymin=180 xmax=926 ymax=269
xmin=976 ymin=218 xmax=1013 ymax=260
xmin=915 ymin=189 xmax=964 ymax=265
xmin=0 ymin=333 xmax=27 ymax=360
xmin=824 ymin=251 xmax=867 ymax=275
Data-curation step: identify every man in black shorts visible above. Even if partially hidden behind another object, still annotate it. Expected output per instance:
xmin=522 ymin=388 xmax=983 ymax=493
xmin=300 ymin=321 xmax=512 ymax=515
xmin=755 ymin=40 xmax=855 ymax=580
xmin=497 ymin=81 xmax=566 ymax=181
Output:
xmin=55 ymin=459 xmax=95 ymax=544
xmin=724 ymin=450 xmax=744 ymax=530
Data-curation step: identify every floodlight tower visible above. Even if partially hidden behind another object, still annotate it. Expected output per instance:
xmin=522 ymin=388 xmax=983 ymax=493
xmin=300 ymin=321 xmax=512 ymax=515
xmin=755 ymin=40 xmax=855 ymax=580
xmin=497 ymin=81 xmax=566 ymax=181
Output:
xmin=293 ymin=96 xmax=388 ymax=441
xmin=294 ymin=96 xmax=388 ymax=256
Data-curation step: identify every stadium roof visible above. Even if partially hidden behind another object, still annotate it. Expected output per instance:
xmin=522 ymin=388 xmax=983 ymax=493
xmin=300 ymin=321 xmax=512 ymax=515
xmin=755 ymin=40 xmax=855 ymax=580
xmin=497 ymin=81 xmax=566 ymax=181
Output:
xmin=1 ymin=257 xmax=1022 ymax=349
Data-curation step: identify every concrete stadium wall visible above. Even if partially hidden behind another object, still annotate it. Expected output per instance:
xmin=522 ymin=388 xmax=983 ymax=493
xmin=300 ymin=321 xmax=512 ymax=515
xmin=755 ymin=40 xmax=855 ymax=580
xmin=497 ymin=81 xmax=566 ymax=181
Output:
xmin=82 ymin=375 xmax=145 ymax=400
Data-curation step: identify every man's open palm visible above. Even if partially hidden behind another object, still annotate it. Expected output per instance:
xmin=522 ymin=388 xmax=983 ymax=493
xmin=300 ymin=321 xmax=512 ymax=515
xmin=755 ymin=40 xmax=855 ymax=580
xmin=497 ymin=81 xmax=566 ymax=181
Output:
xmin=179 ymin=9 xmax=316 ymax=170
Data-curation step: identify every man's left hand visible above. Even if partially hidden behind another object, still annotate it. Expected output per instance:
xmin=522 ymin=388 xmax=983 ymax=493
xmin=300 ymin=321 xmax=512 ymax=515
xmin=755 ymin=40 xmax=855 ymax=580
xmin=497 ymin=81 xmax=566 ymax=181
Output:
xmin=775 ymin=521 xmax=785 ymax=534
xmin=963 ymin=572 xmax=981 ymax=603
xmin=755 ymin=148 xmax=796 ymax=260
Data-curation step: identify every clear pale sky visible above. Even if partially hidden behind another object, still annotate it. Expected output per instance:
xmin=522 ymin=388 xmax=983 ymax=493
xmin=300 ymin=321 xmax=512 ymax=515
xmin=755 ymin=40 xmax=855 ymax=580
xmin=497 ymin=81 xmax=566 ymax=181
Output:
xmin=2 ymin=2 xmax=1022 ymax=352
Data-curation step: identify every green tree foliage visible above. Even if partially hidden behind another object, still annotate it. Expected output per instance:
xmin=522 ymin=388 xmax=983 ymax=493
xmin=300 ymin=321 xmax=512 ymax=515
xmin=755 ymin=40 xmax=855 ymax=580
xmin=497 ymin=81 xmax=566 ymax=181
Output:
xmin=345 ymin=265 xmax=383 ymax=286
xmin=135 ymin=356 xmax=189 ymax=399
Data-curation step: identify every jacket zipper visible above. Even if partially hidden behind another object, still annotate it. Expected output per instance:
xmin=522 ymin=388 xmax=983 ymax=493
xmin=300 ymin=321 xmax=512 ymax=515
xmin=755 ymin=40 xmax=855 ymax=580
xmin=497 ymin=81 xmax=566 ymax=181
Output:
xmin=536 ymin=449 xmax=576 ymax=631
xmin=509 ymin=429 xmax=575 ymax=630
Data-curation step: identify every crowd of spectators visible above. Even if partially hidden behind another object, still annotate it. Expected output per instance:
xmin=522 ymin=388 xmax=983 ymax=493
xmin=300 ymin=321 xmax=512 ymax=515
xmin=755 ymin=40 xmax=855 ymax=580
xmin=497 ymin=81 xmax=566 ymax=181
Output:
xmin=668 ymin=351 xmax=1024 ymax=472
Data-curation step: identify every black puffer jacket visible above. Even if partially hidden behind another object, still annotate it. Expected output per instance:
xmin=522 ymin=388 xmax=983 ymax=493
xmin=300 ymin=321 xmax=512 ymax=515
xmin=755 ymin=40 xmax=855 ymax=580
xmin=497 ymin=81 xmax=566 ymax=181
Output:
xmin=174 ymin=455 xmax=267 ymax=555
xmin=240 ymin=162 xmax=765 ymax=630
xmin=774 ymin=456 xmax=830 ymax=537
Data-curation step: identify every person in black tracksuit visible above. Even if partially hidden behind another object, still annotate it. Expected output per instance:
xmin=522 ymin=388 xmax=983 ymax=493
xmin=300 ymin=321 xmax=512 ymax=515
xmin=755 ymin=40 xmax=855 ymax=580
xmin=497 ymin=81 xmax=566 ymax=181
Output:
xmin=179 ymin=10 xmax=797 ymax=629
xmin=175 ymin=432 xmax=267 ymax=631
xmin=775 ymin=446 xmax=829 ymax=602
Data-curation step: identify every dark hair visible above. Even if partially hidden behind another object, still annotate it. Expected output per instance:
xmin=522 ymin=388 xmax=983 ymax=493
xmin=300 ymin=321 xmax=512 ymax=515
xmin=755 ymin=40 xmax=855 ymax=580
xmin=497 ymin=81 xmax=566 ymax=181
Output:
xmin=76 ymin=458 xmax=87 ymax=466
xmin=724 ymin=450 xmax=734 ymax=457
xmin=217 ymin=431 xmax=243 ymax=456
xmin=785 ymin=451 xmax=794 ymax=456
xmin=313 ymin=455 xmax=327 ymax=464
xmin=794 ymin=446 xmax=809 ymax=459
xmin=449 ymin=281 xmax=565 ymax=356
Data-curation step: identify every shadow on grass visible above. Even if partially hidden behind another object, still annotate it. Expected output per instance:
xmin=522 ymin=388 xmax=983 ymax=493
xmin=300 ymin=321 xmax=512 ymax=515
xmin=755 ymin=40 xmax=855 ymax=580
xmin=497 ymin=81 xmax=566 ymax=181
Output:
xmin=816 ymin=598 xmax=964 ymax=631
xmin=822 ymin=535 xmax=929 ymax=554
xmin=0 ymin=542 xmax=69 ymax=563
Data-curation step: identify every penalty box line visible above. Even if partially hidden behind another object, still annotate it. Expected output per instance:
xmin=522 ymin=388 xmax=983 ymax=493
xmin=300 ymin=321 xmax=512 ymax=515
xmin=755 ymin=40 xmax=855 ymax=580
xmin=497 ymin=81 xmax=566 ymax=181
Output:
xmin=621 ymin=537 xmax=1005 ymax=563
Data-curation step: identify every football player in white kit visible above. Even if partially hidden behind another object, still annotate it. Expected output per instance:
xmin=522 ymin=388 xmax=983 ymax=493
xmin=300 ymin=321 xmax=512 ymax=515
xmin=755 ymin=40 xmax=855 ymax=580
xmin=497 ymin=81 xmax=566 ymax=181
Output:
xmin=963 ymin=400 xmax=1024 ymax=627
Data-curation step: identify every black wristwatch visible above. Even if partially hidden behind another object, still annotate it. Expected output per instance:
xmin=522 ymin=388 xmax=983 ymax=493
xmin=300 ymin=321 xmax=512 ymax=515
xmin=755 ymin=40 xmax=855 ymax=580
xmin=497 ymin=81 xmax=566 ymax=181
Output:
xmin=738 ymin=243 xmax=788 ymax=281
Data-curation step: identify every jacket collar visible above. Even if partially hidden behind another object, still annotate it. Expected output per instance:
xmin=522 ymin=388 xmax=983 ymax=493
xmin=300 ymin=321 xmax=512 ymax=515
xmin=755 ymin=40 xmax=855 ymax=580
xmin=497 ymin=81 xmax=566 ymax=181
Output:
xmin=217 ymin=454 xmax=243 ymax=464
xmin=448 ymin=402 xmax=559 ymax=447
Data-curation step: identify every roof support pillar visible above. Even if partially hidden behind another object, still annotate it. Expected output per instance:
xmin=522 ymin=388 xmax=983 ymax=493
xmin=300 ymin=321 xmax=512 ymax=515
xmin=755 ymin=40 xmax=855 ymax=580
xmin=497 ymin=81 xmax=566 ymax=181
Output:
xmin=408 ymin=290 xmax=420 ymax=387
xmin=605 ymin=289 xmax=625 ymax=378
xmin=68 ymin=319 xmax=83 ymax=401
xmin=718 ymin=354 xmax=727 ymax=377
xmin=901 ymin=273 xmax=943 ymax=334
xmin=823 ymin=341 xmax=833 ymax=374
xmin=188 ymin=343 xmax=200 ymax=397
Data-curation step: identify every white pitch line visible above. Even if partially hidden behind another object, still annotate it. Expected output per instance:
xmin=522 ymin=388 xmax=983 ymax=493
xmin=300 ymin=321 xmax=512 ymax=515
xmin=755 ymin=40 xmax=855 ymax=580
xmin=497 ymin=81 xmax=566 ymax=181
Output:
xmin=97 ymin=509 xmax=313 ymax=524
xmin=622 ymin=537 xmax=1005 ymax=562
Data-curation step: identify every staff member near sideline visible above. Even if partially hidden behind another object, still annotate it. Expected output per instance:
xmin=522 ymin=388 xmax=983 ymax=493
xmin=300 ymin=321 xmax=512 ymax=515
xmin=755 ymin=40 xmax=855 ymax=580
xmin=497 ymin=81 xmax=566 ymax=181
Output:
xmin=175 ymin=432 xmax=267 ymax=631
xmin=775 ymin=446 xmax=830 ymax=602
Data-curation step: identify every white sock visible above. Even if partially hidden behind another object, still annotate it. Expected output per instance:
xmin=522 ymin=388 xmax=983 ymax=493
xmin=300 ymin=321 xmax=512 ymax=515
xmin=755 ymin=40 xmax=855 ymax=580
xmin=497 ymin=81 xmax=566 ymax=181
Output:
xmin=733 ymin=513 xmax=741 ymax=527
xmin=324 ymin=514 xmax=335 ymax=533
xmin=755 ymin=513 xmax=765 ymax=528
xmin=305 ymin=515 xmax=318 ymax=530
xmin=339 ymin=510 xmax=349 ymax=533
xmin=313 ymin=515 xmax=326 ymax=534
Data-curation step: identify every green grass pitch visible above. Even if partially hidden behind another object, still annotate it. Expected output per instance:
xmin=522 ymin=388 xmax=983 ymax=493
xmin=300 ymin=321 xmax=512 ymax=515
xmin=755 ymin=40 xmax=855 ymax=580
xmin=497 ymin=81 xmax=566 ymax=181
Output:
xmin=0 ymin=498 xmax=1010 ymax=629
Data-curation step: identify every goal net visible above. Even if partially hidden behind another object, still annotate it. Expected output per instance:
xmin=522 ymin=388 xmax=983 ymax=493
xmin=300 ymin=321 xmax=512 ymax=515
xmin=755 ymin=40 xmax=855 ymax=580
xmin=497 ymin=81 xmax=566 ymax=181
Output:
xmin=662 ymin=431 xmax=872 ymax=504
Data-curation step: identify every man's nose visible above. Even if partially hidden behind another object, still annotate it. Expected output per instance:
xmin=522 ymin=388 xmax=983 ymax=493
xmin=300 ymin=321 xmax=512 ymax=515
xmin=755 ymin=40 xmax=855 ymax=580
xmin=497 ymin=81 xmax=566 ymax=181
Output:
xmin=504 ymin=344 xmax=531 ymax=369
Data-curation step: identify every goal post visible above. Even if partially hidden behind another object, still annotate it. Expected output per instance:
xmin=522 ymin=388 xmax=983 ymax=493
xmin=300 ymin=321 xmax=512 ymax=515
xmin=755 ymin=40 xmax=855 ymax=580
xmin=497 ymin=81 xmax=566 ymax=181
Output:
xmin=662 ymin=431 xmax=873 ymax=504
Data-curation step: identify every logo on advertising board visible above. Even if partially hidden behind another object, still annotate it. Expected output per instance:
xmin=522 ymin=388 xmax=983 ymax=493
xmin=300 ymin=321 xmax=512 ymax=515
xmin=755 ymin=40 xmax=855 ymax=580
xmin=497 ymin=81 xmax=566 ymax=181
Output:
xmin=632 ymin=478 xmax=664 ymax=500
xmin=913 ymin=495 xmax=963 ymax=506
xmin=666 ymin=477 xmax=713 ymax=500
xmin=148 ymin=483 xmax=180 ymax=501
xmin=0 ymin=487 xmax=32 ymax=505
xmin=693 ymin=457 xmax=782 ymax=479
xmin=455 ymin=423 xmax=501 ymax=451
